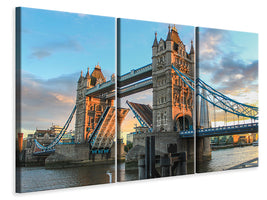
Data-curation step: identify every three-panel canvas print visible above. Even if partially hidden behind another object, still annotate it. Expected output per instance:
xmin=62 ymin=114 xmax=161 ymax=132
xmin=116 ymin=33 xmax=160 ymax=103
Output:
xmin=16 ymin=7 xmax=259 ymax=193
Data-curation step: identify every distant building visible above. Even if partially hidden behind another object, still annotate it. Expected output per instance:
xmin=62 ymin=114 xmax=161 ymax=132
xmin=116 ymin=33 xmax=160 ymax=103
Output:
xmin=33 ymin=129 xmax=56 ymax=147
xmin=60 ymin=130 xmax=75 ymax=144
xmin=34 ymin=129 xmax=54 ymax=137
xmin=126 ymin=132 xmax=134 ymax=145
xmin=50 ymin=124 xmax=63 ymax=135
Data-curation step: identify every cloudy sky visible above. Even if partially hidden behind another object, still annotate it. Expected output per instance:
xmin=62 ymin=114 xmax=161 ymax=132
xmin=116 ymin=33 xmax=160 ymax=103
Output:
xmin=19 ymin=7 xmax=115 ymax=136
xmin=198 ymin=27 xmax=258 ymax=125
xmin=19 ymin=7 xmax=258 ymax=139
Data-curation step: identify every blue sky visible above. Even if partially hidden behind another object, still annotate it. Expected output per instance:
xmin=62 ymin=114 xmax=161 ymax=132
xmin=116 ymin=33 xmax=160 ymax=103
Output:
xmin=21 ymin=7 xmax=115 ymax=79
xmin=20 ymin=7 xmax=115 ymax=135
xmin=19 ymin=7 xmax=258 ymax=138
xmin=119 ymin=19 xmax=194 ymax=75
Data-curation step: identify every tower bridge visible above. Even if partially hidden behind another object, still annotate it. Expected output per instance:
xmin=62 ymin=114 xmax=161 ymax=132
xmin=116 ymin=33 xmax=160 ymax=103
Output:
xmin=30 ymin=25 xmax=258 ymax=166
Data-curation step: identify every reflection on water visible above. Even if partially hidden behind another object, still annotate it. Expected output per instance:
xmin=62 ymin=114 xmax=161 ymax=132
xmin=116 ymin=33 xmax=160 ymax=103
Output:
xmin=197 ymin=145 xmax=258 ymax=173
xmin=16 ymin=146 xmax=258 ymax=192
xmin=117 ymin=160 xmax=194 ymax=182
xmin=118 ymin=145 xmax=258 ymax=181
xmin=16 ymin=163 xmax=115 ymax=193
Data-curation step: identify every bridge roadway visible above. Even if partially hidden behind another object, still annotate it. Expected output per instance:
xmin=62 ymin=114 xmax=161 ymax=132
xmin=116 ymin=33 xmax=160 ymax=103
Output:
xmin=85 ymin=64 xmax=152 ymax=98
xmin=179 ymin=122 xmax=258 ymax=138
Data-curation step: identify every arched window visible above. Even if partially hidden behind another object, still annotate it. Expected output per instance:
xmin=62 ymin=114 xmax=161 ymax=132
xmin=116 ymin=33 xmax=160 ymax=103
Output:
xmin=96 ymin=105 xmax=102 ymax=111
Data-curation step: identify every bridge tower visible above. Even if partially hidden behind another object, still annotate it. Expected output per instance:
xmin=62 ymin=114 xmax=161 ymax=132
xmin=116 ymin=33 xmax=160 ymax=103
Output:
xmin=152 ymin=25 xmax=195 ymax=133
xmin=75 ymin=64 xmax=114 ymax=143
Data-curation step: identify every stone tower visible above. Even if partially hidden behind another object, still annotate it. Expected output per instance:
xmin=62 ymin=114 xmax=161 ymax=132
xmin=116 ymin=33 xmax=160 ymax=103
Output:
xmin=75 ymin=64 xmax=114 ymax=143
xmin=152 ymin=25 xmax=195 ymax=133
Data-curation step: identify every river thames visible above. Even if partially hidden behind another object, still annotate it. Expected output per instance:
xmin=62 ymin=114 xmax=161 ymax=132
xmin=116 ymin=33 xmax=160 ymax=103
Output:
xmin=118 ymin=145 xmax=258 ymax=181
xmin=17 ymin=145 xmax=258 ymax=192
xmin=16 ymin=163 xmax=115 ymax=193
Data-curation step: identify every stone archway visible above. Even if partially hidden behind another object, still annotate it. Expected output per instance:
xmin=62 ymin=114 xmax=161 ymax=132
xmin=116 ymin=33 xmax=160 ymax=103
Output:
xmin=174 ymin=114 xmax=193 ymax=132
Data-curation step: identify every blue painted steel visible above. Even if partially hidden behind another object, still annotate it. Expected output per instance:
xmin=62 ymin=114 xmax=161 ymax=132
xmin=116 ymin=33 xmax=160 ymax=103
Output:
xmin=86 ymin=79 xmax=114 ymax=96
xmin=118 ymin=63 xmax=152 ymax=82
xmin=86 ymin=63 xmax=152 ymax=97
xmin=90 ymin=148 xmax=110 ymax=155
xmin=126 ymin=101 xmax=152 ymax=132
xmin=179 ymin=130 xmax=195 ymax=138
xmin=171 ymin=65 xmax=258 ymax=120
xmin=118 ymin=78 xmax=152 ymax=96
xmin=34 ymin=105 xmax=76 ymax=152
xmin=180 ymin=122 xmax=258 ymax=138
xmin=87 ymin=106 xmax=111 ymax=148
xmin=197 ymin=78 xmax=258 ymax=120
xmin=58 ymin=141 xmax=75 ymax=145
xmin=171 ymin=65 xmax=194 ymax=90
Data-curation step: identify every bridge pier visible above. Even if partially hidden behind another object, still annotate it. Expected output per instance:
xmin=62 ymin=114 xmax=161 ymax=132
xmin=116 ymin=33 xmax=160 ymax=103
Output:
xmin=127 ymin=132 xmax=195 ymax=167
xmin=196 ymin=137 xmax=211 ymax=161
xmin=178 ymin=138 xmax=194 ymax=162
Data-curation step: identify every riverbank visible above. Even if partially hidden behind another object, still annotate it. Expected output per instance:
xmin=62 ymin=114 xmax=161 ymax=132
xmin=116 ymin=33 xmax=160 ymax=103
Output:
xmin=211 ymin=143 xmax=252 ymax=150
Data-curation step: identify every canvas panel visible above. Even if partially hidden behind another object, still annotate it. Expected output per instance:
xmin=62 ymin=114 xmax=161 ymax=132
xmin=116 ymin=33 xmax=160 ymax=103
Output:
xmin=117 ymin=18 xmax=196 ymax=181
xmin=195 ymin=27 xmax=258 ymax=173
xmin=15 ymin=7 xmax=116 ymax=192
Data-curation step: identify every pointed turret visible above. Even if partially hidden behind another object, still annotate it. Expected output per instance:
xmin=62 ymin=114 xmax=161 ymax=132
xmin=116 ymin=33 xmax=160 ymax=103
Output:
xmin=190 ymin=40 xmax=194 ymax=55
xmin=85 ymin=67 xmax=90 ymax=79
xmin=78 ymin=70 xmax=83 ymax=83
xmin=91 ymin=63 xmax=106 ymax=86
xmin=166 ymin=25 xmax=172 ymax=41
xmin=152 ymin=32 xmax=158 ymax=47
xmin=84 ymin=67 xmax=91 ymax=88
xmin=95 ymin=62 xmax=101 ymax=69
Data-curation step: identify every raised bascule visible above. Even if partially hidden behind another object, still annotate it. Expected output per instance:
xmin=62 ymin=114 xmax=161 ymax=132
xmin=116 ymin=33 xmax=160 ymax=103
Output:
xmin=29 ymin=25 xmax=258 ymax=167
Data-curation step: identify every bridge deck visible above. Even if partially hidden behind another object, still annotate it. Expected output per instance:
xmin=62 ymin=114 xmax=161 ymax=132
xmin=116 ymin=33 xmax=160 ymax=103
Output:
xmin=85 ymin=64 xmax=152 ymax=98
xmin=127 ymin=101 xmax=152 ymax=128
xmin=118 ymin=64 xmax=152 ymax=87
xmin=180 ymin=123 xmax=258 ymax=138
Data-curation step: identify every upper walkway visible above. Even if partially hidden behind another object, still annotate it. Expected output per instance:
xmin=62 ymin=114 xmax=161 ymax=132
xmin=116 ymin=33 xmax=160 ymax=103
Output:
xmin=85 ymin=64 xmax=152 ymax=98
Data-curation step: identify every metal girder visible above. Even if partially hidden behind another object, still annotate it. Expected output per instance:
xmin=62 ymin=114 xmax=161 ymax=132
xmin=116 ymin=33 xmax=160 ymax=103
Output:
xmin=197 ymin=78 xmax=258 ymax=120
xmin=88 ymin=106 xmax=111 ymax=148
xmin=92 ymin=107 xmax=115 ymax=150
xmin=171 ymin=65 xmax=194 ymax=90
xmin=180 ymin=122 xmax=258 ymax=138
xmin=34 ymin=105 xmax=76 ymax=151
xmin=171 ymin=65 xmax=258 ymax=120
